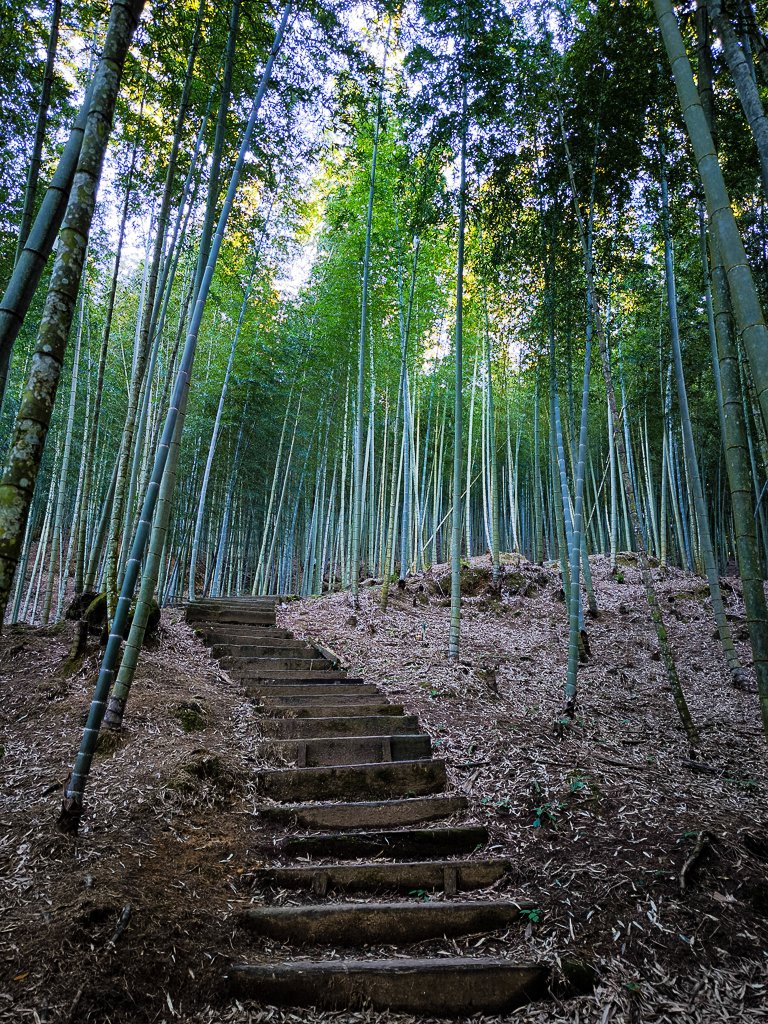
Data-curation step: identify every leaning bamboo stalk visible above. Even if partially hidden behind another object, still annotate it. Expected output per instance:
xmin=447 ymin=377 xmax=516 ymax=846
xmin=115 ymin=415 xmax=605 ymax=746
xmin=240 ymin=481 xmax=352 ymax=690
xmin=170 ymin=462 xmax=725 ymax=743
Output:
xmin=660 ymin=143 xmax=743 ymax=683
xmin=59 ymin=3 xmax=293 ymax=830
xmin=0 ymin=0 xmax=146 ymax=625
xmin=654 ymin=0 xmax=768 ymax=438
xmin=0 ymin=73 xmax=97 ymax=407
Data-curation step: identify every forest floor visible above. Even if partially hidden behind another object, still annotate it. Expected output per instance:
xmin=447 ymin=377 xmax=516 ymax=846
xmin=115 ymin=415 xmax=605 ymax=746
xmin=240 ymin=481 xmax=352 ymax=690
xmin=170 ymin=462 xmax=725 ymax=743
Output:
xmin=1 ymin=554 xmax=767 ymax=1024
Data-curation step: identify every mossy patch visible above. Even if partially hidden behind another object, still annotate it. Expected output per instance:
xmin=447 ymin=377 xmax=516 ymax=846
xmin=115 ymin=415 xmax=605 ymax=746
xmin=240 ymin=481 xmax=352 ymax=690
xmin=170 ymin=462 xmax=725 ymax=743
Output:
xmin=502 ymin=570 xmax=549 ymax=597
xmin=56 ymin=654 xmax=84 ymax=678
xmin=95 ymin=728 xmax=127 ymax=757
xmin=459 ymin=566 xmax=493 ymax=596
xmin=166 ymin=749 xmax=239 ymax=804
xmin=83 ymin=592 xmax=107 ymax=628
xmin=65 ymin=591 xmax=101 ymax=620
xmin=75 ymin=593 xmax=160 ymax=642
xmin=615 ymin=551 xmax=660 ymax=568
xmin=476 ymin=595 xmax=507 ymax=616
xmin=174 ymin=701 xmax=207 ymax=733
xmin=182 ymin=752 xmax=224 ymax=781
xmin=37 ymin=620 xmax=69 ymax=638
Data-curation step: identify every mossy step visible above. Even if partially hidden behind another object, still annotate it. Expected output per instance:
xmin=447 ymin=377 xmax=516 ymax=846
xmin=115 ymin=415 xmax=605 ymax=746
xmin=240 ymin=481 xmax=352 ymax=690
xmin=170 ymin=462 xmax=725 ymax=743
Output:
xmin=261 ymin=715 xmax=418 ymax=738
xmin=264 ymin=703 xmax=404 ymax=719
xmin=267 ymin=734 xmax=431 ymax=767
xmin=281 ymin=825 xmax=488 ymax=860
xmin=226 ymin=957 xmax=548 ymax=1015
xmin=256 ymin=758 xmax=446 ymax=802
xmin=248 ymin=858 xmax=510 ymax=894
xmin=260 ymin=794 xmax=467 ymax=830
xmin=238 ymin=900 xmax=532 ymax=945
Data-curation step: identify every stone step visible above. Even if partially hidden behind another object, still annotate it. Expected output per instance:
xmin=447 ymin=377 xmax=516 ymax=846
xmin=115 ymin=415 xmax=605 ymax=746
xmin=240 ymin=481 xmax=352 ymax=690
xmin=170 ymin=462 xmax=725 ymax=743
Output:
xmin=282 ymin=825 xmax=488 ymax=860
xmin=268 ymin=734 xmax=431 ymax=767
xmin=226 ymin=958 xmax=548 ymax=1015
xmin=256 ymin=758 xmax=446 ymax=802
xmin=246 ymin=683 xmax=376 ymax=699
xmin=248 ymin=858 xmax=511 ymax=894
xmin=264 ymin=703 xmax=404 ymax=719
xmin=238 ymin=900 xmax=531 ymax=946
xmin=261 ymin=715 xmax=418 ymax=738
xmin=261 ymin=794 xmax=467 ymax=830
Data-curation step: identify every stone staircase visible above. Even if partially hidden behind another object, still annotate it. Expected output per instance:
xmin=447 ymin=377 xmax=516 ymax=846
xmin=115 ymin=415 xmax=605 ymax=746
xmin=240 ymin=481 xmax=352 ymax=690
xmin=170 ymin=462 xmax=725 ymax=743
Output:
xmin=187 ymin=597 xmax=555 ymax=1017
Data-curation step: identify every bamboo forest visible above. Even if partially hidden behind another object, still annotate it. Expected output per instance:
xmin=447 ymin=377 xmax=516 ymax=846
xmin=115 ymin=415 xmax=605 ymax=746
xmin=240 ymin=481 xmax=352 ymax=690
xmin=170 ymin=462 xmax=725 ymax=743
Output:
xmin=3 ymin=0 xmax=768 ymax=1021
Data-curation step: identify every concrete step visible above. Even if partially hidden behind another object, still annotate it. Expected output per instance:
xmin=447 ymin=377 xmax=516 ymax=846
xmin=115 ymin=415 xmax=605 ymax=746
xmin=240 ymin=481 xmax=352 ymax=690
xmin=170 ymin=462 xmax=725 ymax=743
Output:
xmin=248 ymin=858 xmax=511 ymax=894
xmin=263 ymin=703 xmax=405 ymax=719
xmin=267 ymin=734 xmax=431 ymax=767
xmin=246 ymin=683 xmax=376 ymax=699
xmin=260 ymin=794 xmax=467 ymax=830
xmin=256 ymin=758 xmax=446 ymax=802
xmin=282 ymin=825 xmax=488 ymax=860
xmin=226 ymin=958 xmax=548 ymax=1015
xmin=261 ymin=715 xmax=418 ymax=738
xmin=238 ymin=900 xmax=531 ymax=945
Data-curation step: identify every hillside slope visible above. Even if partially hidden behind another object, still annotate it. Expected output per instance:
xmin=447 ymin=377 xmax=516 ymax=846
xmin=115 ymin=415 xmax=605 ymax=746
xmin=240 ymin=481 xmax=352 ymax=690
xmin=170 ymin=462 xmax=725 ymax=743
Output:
xmin=1 ymin=555 xmax=767 ymax=1024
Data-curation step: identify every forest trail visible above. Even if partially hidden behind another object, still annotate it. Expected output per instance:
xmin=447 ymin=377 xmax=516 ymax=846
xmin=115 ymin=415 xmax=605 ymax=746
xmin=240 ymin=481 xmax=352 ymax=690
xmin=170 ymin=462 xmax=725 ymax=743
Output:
xmin=189 ymin=596 xmax=558 ymax=1015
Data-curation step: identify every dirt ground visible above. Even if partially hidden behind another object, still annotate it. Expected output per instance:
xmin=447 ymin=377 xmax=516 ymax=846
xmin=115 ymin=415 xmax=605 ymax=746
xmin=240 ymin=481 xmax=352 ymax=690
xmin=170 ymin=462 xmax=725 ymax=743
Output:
xmin=1 ymin=554 xmax=767 ymax=1023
